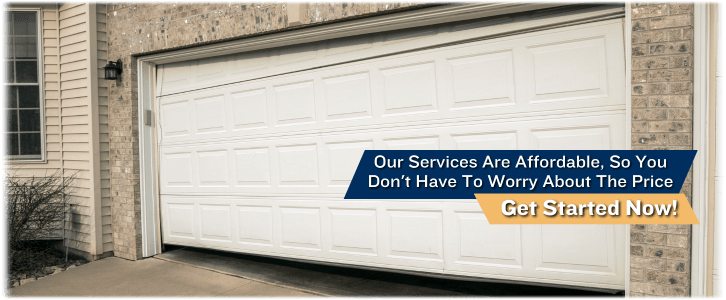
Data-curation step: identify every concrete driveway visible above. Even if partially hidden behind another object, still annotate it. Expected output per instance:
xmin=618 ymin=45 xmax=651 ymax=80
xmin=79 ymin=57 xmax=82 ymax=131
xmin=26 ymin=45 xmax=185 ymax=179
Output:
xmin=10 ymin=246 xmax=622 ymax=297
xmin=9 ymin=256 xmax=317 ymax=297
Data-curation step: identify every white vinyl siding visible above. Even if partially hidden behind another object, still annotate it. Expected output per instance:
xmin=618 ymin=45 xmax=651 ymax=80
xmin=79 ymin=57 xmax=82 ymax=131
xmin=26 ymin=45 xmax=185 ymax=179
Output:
xmin=7 ymin=3 xmax=111 ymax=258
xmin=95 ymin=3 xmax=113 ymax=254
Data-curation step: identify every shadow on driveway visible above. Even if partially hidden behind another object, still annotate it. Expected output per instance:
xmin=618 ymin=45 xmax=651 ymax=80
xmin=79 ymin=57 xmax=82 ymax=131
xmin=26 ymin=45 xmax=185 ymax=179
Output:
xmin=158 ymin=245 xmax=624 ymax=297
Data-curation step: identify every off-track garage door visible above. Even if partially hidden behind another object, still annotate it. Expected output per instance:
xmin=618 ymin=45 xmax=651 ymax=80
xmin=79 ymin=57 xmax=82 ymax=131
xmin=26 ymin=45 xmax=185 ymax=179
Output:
xmin=155 ymin=18 xmax=626 ymax=290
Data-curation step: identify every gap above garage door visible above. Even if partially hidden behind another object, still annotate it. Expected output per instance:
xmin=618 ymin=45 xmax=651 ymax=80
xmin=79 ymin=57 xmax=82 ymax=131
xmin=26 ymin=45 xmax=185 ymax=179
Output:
xmin=152 ymin=7 xmax=626 ymax=291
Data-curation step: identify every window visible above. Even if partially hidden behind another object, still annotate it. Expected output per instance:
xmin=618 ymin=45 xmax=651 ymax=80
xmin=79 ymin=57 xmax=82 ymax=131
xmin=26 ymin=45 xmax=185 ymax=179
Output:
xmin=5 ymin=10 xmax=42 ymax=161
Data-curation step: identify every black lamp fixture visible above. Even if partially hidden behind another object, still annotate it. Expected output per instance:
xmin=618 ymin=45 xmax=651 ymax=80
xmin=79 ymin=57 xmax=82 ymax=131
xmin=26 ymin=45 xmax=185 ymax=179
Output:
xmin=103 ymin=59 xmax=123 ymax=80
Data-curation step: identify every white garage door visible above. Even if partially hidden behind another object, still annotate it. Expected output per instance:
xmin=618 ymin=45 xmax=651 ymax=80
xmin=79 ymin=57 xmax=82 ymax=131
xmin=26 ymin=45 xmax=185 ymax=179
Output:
xmin=155 ymin=18 xmax=626 ymax=290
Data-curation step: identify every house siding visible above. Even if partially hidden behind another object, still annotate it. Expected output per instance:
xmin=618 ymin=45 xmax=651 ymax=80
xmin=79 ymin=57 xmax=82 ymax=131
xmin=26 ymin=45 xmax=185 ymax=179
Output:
xmin=8 ymin=3 xmax=111 ymax=260
xmin=94 ymin=3 xmax=114 ymax=255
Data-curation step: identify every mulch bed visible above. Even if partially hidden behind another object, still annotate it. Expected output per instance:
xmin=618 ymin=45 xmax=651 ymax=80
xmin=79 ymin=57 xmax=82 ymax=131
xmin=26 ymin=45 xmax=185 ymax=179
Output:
xmin=8 ymin=241 xmax=88 ymax=288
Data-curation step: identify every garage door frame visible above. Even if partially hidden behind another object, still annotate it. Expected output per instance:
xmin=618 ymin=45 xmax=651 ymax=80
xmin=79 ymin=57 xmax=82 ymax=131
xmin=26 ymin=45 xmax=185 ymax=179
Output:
xmin=136 ymin=3 xmax=631 ymax=292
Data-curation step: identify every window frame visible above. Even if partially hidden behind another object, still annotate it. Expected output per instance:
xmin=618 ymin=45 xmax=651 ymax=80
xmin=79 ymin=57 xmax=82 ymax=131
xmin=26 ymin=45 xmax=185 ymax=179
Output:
xmin=5 ymin=7 xmax=45 ymax=163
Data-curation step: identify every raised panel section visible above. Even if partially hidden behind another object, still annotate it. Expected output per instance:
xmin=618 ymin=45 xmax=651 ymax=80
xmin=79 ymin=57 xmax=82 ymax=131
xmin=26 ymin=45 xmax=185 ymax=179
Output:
xmin=161 ymin=61 xmax=192 ymax=90
xmin=232 ymin=49 xmax=270 ymax=73
xmin=196 ymin=56 xmax=227 ymax=82
xmin=234 ymin=148 xmax=271 ymax=187
xmin=277 ymin=43 xmax=318 ymax=66
xmin=161 ymin=101 xmax=190 ymax=137
xmin=200 ymin=205 xmax=232 ymax=241
xmin=388 ymin=210 xmax=443 ymax=261
xmin=325 ymin=35 xmax=373 ymax=57
xmin=232 ymin=89 xmax=267 ymax=130
xmin=535 ymin=225 xmax=617 ymax=275
xmin=527 ymin=37 xmax=608 ymax=102
xmin=381 ymin=62 xmax=437 ymax=115
xmin=330 ymin=208 xmax=377 ymax=255
xmin=455 ymin=211 xmax=522 ymax=268
xmin=195 ymin=95 xmax=226 ymax=134
xmin=452 ymin=132 xmax=517 ymax=150
xmin=277 ymin=144 xmax=319 ymax=186
xmin=275 ymin=81 xmax=316 ymax=126
xmin=237 ymin=206 xmax=273 ymax=246
xmin=197 ymin=150 xmax=228 ymax=187
xmin=326 ymin=141 xmax=372 ymax=186
xmin=167 ymin=204 xmax=194 ymax=238
xmin=281 ymin=207 xmax=321 ymax=250
xmin=448 ymin=51 xmax=516 ymax=109
xmin=384 ymin=137 xmax=439 ymax=150
xmin=323 ymin=72 xmax=372 ymax=121
xmin=164 ymin=153 xmax=193 ymax=187
xmin=532 ymin=126 xmax=610 ymax=150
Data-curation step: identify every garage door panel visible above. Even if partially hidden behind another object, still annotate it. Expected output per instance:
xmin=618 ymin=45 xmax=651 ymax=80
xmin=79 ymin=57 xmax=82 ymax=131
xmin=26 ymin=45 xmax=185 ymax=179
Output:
xmin=166 ymin=203 xmax=195 ymax=239
xmin=280 ymin=206 xmax=323 ymax=251
xmin=160 ymin=195 xmax=623 ymax=287
xmin=452 ymin=131 xmax=519 ymax=150
xmin=194 ymin=95 xmax=227 ymax=134
xmin=162 ymin=152 xmax=194 ymax=187
xmin=277 ymin=42 xmax=321 ymax=66
xmin=231 ymin=48 xmax=273 ymax=75
xmin=447 ymin=49 xmax=516 ymax=110
xmin=160 ymin=100 xmax=191 ymax=137
xmin=158 ymin=19 xmax=626 ymax=289
xmin=199 ymin=204 xmax=232 ymax=242
xmin=325 ymin=141 xmax=373 ymax=187
xmin=534 ymin=225 xmax=621 ymax=278
xmin=387 ymin=210 xmax=444 ymax=262
xmin=322 ymin=72 xmax=373 ymax=121
xmin=380 ymin=61 xmax=439 ymax=116
xmin=197 ymin=150 xmax=230 ymax=187
xmin=157 ymin=114 xmax=624 ymax=195
xmin=156 ymin=22 xmax=624 ymax=146
xmin=237 ymin=205 xmax=274 ymax=246
xmin=195 ymin=56 xmax=229 ymax=84
xmin=526 ymin=37 xmax=609 ymax=102
xmin=329 ymin=208 xmax=378 ymax=256
xmin=234 ymin=147 xmax=272 ymax=187
xmin=274 ymin=81 xmax=317 ymax=126
xmin=383 ymin=136 xmax=440 ymax=150
xmin=532 ymin=125 xmax=612 ymax=150
xmin=159 ymin=60 xmax=193 ymax=93
xmin=277 ymin=144 xmax=320 ymax=187
xmin=453 ymin=210 xmax=524 ymax=268
xmin=231 ymin=89 xmax=268 ymax=130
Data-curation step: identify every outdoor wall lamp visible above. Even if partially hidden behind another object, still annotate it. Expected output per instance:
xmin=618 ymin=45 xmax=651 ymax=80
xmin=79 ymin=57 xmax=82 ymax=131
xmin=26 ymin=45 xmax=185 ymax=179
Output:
xmin=103 ymin=59 xmax=123 ymax=80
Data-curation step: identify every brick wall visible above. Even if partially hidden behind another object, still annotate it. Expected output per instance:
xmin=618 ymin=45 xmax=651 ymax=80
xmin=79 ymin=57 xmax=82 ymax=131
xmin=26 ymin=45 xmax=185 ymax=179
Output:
xmin=629 ymin=3 xmax=694 ymax=297
xmin=107 ymin=4 xmax=698 ymax=295
xmin=106 ymin=3 xmax=425 ymax=260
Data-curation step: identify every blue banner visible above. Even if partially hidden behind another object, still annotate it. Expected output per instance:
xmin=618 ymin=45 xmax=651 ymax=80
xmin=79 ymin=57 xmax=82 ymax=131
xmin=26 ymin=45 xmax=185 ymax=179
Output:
xmin=343 ymin=150 xmax=696 ymax=199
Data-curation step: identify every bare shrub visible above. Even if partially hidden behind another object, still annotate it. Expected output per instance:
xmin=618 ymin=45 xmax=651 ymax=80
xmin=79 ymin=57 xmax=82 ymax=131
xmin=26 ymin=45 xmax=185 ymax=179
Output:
xmin=3 ymin=171 xmax=77 ymax=272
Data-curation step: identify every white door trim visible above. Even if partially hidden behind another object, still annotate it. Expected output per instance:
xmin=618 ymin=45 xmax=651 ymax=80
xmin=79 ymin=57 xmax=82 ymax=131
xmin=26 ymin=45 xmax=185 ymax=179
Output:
xmin=139 ymin=60 xmax=160 ymax=257
xmin=137 ymin=4 xmax=627 ymax=262
xmin=692 ymin=3 xmax=712 ymax=297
